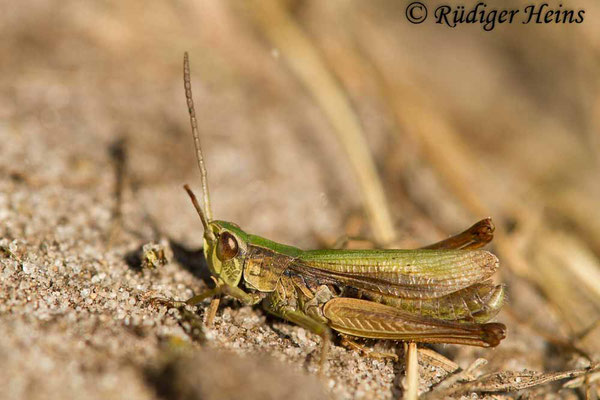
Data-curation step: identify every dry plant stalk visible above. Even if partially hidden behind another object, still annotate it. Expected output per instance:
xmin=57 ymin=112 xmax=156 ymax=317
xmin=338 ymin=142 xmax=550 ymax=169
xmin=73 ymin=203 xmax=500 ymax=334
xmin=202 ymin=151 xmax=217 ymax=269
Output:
xmin=249 ymin=0 xmax=396 ymax=245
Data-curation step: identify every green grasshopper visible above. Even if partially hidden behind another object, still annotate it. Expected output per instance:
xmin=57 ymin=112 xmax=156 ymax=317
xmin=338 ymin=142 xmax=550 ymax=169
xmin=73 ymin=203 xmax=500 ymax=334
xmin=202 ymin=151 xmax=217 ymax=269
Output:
xmin=165 ymin=53 xmax=506 ymax=365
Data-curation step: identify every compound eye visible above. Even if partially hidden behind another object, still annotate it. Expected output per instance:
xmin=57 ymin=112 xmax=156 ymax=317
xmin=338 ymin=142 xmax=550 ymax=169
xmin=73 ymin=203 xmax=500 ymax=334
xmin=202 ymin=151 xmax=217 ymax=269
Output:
xmin=216 ymin=231 xmax=239 ymax=261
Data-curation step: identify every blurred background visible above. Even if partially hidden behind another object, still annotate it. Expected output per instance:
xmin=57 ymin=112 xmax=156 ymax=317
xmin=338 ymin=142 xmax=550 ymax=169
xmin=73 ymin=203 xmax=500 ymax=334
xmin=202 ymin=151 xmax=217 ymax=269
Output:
xmin=1 ymin=0 xmax=599 ymax=399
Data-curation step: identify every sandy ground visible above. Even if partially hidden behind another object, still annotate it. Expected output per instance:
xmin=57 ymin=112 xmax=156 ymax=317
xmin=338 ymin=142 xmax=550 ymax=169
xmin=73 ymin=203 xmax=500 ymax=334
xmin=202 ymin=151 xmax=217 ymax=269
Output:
xmin=2 ymin=1 xmax=600 ymax=399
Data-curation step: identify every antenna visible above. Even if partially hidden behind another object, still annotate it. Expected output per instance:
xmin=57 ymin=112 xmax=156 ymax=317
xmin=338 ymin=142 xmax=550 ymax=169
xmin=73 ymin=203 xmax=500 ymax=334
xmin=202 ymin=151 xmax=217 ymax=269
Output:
xmin=183 ymin=184 xmax=210 ymax=234
xmin=183 ymin=52 xmax=213 ymax=221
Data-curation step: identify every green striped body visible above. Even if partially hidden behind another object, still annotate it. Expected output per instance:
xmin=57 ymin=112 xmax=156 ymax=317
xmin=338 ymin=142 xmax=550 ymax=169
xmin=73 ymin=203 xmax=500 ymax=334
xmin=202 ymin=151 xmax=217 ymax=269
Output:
xmin=206 ymin=220 xmax=506 ymax=347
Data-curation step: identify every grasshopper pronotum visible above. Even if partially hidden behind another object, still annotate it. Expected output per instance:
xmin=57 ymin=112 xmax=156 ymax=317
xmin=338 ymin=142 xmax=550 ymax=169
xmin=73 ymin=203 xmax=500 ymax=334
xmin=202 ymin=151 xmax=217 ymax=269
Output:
xmin=161 ymin=53 xmax=506 ymax=368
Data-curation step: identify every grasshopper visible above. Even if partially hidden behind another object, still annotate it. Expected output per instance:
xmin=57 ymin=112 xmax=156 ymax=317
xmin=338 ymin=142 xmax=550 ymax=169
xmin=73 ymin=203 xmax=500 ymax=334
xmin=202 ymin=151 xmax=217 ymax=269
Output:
xmin=164 ymin=53 xmax=506 ymax=366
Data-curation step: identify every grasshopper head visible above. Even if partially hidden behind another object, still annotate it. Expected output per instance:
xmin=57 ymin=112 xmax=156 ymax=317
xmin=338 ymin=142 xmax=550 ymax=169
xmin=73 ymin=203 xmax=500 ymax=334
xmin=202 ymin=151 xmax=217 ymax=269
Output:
xmin=182 ymin=185 xmax=250 ymax=288
xmin=203 ymin=220 xmax=249 ymax=287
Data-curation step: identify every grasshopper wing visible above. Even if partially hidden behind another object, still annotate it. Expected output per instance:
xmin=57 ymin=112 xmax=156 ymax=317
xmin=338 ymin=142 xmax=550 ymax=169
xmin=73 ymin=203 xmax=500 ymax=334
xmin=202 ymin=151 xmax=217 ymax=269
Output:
xmin=293 ymin=249 xmax=499 ymax=299
xmin=323 ymin=297 xmax=506 ymax=347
